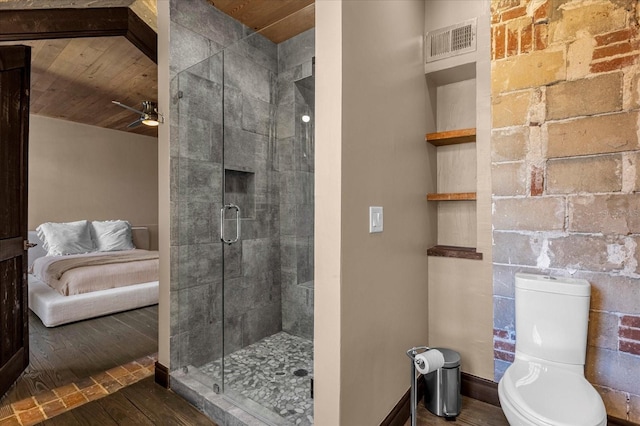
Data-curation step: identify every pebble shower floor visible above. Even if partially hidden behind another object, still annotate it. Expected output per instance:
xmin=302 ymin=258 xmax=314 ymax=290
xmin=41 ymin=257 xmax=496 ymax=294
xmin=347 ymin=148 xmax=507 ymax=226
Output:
xmin=200 ymin=332 xmax=314 ymax=425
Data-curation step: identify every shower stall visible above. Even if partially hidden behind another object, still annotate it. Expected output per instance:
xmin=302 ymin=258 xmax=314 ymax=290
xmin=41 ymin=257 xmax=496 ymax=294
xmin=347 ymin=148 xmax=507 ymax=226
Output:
xmin=168 ymin=2 xmax=315 ymax=424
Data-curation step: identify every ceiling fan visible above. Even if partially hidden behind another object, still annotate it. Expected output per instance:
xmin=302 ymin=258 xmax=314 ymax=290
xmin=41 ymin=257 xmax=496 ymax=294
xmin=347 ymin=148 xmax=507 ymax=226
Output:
xmin=112 ymin=100 xmax=164 ymax=128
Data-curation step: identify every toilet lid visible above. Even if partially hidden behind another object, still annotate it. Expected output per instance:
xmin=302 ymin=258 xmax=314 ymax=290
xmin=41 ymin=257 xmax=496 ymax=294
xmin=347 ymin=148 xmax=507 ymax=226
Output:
xmin=502 ymin=361 xmax=606 ymax=426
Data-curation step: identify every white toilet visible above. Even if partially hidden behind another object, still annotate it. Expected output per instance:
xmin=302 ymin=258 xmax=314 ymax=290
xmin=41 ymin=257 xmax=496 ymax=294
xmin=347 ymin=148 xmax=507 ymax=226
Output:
xmin=498 ymin=273 xmax=607 ymax=426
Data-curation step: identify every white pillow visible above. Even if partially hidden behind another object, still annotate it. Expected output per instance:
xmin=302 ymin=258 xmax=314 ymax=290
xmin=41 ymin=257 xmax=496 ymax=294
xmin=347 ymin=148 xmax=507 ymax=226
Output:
xmin=36 ymin=220 xmax=95 ymax=256
xmin=91 ymin=220 xmax=135 ymax=252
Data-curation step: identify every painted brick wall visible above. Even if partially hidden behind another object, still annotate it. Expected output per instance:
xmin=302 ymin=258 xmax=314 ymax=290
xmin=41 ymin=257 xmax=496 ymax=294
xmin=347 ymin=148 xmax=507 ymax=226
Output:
xmin=491 ymin=0 xmax=640 ymax=421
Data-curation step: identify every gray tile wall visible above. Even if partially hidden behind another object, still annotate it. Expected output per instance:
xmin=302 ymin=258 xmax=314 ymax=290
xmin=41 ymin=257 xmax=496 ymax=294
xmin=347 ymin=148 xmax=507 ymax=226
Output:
xmin=169 ymin=0 xmax=315 ymax=370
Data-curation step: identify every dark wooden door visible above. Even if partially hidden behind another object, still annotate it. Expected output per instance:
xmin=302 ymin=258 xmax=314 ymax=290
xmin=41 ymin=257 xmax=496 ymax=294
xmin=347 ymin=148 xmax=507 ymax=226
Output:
xmin=0 ymin=45 xmax=31 ymax=397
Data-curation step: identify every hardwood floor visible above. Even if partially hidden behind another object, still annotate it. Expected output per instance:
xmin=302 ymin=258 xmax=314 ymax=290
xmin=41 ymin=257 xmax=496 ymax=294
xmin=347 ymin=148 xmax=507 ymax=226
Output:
xmin=36 ymin=377 xmax=217 ymax=426
xmin=29 ymin=384 xmax=504 ymax=426
xmin=1 ymin=306 xmax=158 ymax=406
xmin=406 ymin=396 xmax=509 ymax=426
xmin=2 ymin=307 xmax=509 ymax=426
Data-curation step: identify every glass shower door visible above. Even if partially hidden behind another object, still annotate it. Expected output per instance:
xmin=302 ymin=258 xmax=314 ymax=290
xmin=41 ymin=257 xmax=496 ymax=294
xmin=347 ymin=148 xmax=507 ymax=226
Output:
xmin=218 ymin=32 xmax=315 ymax=426
xmin=174 ymin=50 xmax=226 ymax=392
xmin=219 ymin=34 xmax=287 ymax=422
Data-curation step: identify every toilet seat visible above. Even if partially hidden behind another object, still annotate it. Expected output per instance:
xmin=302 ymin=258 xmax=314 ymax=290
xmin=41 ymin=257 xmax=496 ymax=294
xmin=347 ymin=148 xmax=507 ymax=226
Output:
xmin=499 ymin=360 xmax=606 ymax=426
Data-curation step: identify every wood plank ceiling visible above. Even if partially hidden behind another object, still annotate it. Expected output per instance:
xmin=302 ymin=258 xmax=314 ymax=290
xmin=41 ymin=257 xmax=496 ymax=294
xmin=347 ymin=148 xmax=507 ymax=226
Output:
xmin=3 ymin=37 xmax=159 ymax=137
xmin=0 ymin=0 xmax=314 ymax=137
xmin=209 ymin=0 xmax=315 ymax=44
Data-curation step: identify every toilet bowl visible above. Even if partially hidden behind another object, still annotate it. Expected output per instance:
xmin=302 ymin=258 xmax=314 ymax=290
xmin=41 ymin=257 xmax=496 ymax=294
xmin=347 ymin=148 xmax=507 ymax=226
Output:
xmin=497 ymin=273 xmax=607 ymax=426
xmin=499 ymin=358 xmax=606 ymax=426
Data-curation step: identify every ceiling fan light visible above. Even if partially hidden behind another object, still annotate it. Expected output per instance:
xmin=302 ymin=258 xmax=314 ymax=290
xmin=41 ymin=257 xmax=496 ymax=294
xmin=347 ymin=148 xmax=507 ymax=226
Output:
xmin=142 ymin=119 xmax=160 ymax=126
xmin=141 ymin=110 xmax=161 ymax=126
xmin=113 ymin=100 xmax=163 ymax=128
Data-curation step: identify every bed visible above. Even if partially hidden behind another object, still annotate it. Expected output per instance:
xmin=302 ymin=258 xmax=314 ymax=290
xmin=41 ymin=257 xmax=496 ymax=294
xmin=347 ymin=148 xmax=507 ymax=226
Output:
xmin=28 ymin=222 xmax=159 ymax=327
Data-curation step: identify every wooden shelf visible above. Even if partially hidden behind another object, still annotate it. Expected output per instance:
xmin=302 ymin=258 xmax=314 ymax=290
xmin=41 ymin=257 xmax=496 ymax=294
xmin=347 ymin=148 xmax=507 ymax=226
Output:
xmin=426 ymin=192 xmax=476 ymax=201
xmin=426 ymin=128 xmax=476 ymax=146
xmin=426 ymin=127 xmax=479 ymax=258
xmin=427 ymin=245 xmax=483 ymax=260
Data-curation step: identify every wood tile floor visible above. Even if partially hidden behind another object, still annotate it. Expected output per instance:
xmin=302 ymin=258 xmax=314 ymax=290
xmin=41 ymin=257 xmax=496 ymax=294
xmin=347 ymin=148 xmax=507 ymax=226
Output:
xmin=1 ymin=306 xmax=158 ymax=406
xmin=4 ymin=383 xmax=506 ymax=426
xmin=35 ymin=377 xmax=217 ymax=426
xmin=0 ymin=355 xmax=157 ymax=425
xmin=1 ymin=307 xmax=508 ymax=425
xmin=406 ymin=396 xmax=509 ymax=426
xmin=0 ymin=306 xmax=158 ymax=425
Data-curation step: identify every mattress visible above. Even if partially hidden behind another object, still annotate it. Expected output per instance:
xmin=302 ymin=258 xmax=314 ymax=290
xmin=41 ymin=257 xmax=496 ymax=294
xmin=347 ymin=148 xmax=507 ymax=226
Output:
xmin=28 ymin=275 xmax=158 ymax=327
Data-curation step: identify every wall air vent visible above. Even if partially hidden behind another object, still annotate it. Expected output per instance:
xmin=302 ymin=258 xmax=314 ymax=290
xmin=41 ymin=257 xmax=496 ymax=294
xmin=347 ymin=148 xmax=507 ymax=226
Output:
xmin=426 ymin=18 xmax=477 ymax=63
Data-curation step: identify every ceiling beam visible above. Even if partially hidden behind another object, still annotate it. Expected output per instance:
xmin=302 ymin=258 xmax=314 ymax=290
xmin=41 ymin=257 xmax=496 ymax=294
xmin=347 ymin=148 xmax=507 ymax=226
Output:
xmin=0 ymin=8 xmax=157 ymax=63
xmin=126 ymin=8 xmax=157 ymax=63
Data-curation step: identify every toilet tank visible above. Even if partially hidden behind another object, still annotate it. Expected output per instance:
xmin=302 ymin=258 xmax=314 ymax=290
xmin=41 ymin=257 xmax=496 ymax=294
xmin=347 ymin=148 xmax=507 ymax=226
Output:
xmin=514 ymin=273 xmax=591 ymax=365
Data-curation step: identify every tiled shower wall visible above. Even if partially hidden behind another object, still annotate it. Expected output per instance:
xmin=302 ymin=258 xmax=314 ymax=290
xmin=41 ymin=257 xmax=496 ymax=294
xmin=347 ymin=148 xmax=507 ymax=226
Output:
xmin=491 ymin=0 xmax=640 ymax=420
xmin=168 ymin=0 xmax=315 ymax=370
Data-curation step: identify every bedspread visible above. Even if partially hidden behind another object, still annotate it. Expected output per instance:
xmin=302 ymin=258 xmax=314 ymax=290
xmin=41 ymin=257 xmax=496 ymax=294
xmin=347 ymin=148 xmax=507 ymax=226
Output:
xmin=31 ymin=250 xmax=159 ymax=296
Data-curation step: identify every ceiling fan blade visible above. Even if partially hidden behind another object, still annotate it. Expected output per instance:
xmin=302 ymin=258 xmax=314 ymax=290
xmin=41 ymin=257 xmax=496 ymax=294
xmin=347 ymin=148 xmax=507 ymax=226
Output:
xmin=112 ymin=100 xmax=143 ymax=114
xmin=127 ymin=119 xmax=143 ymax=129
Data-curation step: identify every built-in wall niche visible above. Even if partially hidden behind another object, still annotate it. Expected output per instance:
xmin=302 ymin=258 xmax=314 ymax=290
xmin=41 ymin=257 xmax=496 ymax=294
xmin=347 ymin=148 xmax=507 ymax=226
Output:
xmin=224 ymin=169 xmax=255 ymax=219
xmin=426 ymin=62 xmax=481 ymax=260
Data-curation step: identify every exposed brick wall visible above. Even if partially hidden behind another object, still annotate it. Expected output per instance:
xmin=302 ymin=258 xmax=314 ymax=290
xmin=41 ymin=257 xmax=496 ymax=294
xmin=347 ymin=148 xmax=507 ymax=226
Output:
xmin=493 ymin=328 xmax=515 ymax=362
xmin=620 ymin=315 xmax=640 ymax=356
xmin=491 ymin=0 xmax=640 ymax=421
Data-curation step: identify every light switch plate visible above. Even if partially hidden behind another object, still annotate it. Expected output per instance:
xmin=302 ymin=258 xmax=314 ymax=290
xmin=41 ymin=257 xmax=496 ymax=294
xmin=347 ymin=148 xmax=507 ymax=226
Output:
xmin=369 ymin=206 xmax=383 ymax=233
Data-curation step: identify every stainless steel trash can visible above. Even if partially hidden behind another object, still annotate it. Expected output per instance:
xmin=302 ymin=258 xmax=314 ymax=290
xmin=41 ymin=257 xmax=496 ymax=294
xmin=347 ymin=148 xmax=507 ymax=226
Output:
xmin=424 ymin=348 xmax=461 ymax=419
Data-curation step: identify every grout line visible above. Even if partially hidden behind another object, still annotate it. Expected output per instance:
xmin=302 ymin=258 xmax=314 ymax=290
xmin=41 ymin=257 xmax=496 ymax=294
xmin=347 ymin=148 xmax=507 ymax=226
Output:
xmin=0 ymin=353 xmax=158 ymax=426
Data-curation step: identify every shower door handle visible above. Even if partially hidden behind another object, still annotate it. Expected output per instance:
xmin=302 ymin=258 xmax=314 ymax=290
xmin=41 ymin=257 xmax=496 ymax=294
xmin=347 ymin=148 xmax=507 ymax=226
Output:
xmin=220 ymin=204 xmax=241 ymax=245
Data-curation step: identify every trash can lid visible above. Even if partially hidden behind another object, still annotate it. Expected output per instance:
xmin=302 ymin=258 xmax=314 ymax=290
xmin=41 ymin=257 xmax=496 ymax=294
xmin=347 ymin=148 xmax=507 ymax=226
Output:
xmin=433 ymin=348 xmax=460 ymax=368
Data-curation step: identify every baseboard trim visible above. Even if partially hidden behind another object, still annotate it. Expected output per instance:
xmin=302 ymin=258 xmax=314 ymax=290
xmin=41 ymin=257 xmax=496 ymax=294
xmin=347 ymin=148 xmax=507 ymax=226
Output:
xmin=608 ymin=416 xmax=640 ymax=426
xmin=461 ymin=372 xmax=500 ymax=407
xmin=380 ymin=375 xmax=425 ymax=426
xmin=154 ymin=361 xmax=170 ymax=388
